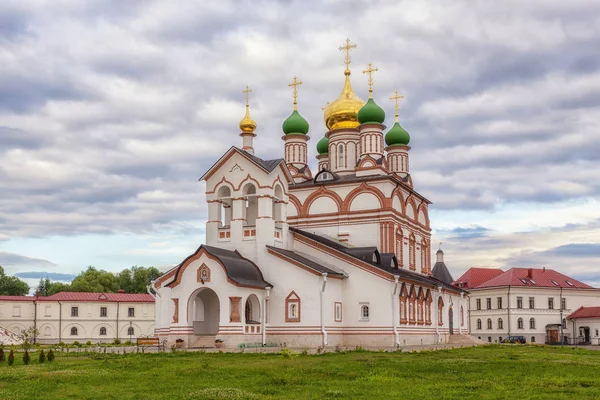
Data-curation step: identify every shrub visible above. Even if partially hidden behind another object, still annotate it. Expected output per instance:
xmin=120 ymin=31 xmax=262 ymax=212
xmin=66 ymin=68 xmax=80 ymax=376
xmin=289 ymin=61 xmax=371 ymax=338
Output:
xmin=8 ymin=350 xmax=15 ymax=366
xmin=0 ymin=348 xmax=4 ymax=362
xmin=47 ymin=349 xmax=55 ymax=362
xmin=39 ymin=349 xmax=46 ymax=363
xmin=58 ymin=342 xmax=65 ymax=347
xmin=73 ymin=341 xmax=80 ymax=347
xmin=113 ymin=338 xmax=121 ymax=345
xmin=23 ymin=351 xmax=31 ymax=365
xmin=124 ymin=340 xmax=132 ymax=346
xmin=86 ymin=341 xmax=92 ymax=346
xmin=280 ymin=348 xmax=298 ymax=359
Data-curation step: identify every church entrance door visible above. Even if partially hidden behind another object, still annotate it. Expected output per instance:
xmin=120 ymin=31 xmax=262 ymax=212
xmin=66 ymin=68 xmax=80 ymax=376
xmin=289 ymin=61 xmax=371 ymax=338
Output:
xmin=190 ymin=288 xmax=220 ymax=336
xmin=448 ymin=308 xmax=454 ymax=335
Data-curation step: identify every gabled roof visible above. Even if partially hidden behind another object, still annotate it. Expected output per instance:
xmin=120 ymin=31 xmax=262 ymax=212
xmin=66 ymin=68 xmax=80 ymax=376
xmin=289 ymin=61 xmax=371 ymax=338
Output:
xmin=464 ymin=268 xmax=593 ymax=289
xmin=199 ymin=147 xmax=292 ymax=182
xmin=165 ymin=245 xmax=272 ymax=289
xmin=290 ymin=228 xmax=460 ymax=292
xmin=432 ymin=261 xmax=454 ymax=285
xmin=41 ymin=292 xmax=155 ymax=302
xmin=454 ymin=268 xmax=504 ymax=289
xmin=569 ymin=306 xmax=600 ymax=319
xmin=266 ymin=246 xmax=346 ymax=278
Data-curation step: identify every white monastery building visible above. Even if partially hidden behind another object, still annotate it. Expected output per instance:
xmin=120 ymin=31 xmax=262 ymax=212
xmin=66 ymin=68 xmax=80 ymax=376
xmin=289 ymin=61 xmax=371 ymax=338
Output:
xmin=0 ymin=292 xmax=155 ymax=344
xmin=456 ymin=267 xmax=600 ymax=345
xmin=152 ymin=41 xmax=469 ymax=349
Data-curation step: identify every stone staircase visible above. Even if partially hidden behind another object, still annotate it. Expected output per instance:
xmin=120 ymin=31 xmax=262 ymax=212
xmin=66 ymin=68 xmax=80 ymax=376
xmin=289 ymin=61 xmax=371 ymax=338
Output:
xmin=191 ymin=335 xmax=216 ymax=349
xmin=448 ymin=334 xmax=484 ymax=346
xmin=0 ymin=326 xmax=22 ymax=346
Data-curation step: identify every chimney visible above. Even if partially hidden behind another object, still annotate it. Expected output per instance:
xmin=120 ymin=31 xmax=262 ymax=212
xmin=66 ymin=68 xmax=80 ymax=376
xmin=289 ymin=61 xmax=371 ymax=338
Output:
xmin=527 ymin=268 xmax=533 ymax=279
xmin=118 ymin=289 xmax=125 ymax=293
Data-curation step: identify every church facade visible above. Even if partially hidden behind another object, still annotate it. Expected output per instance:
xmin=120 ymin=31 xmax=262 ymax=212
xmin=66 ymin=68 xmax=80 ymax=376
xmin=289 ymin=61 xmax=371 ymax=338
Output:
xmin=153 ymin=41 xmax=467 ymax=349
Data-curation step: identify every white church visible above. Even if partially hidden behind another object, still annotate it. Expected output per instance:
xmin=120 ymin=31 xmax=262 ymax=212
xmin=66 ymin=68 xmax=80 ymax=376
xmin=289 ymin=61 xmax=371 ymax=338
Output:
xmin=153 ymin=41 xmax=468 ymax=349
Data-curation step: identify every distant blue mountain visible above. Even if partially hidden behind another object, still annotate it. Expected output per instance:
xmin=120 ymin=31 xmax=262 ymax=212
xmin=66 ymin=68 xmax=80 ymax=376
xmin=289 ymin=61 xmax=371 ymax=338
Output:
xmin=15 ymin=271 xmax=76 ymax=282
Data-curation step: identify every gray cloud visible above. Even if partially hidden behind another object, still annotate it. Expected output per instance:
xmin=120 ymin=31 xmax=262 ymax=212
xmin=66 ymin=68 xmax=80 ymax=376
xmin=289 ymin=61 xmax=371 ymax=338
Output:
xmin=0 ymin=252 xmax=57 ymax=268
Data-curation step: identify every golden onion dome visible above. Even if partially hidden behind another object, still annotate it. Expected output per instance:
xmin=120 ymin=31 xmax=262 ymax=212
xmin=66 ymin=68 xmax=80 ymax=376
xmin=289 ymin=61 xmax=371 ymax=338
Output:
xmin=239 ymin=105 xmax=257 ymax=134
xmin=323 ymin=68 xmax=365 ymax=131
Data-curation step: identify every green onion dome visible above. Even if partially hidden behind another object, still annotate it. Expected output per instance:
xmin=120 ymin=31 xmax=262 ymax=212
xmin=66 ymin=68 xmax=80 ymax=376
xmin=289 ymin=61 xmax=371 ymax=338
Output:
xmin=316 ymin=136 xmax=329 ymax=155
xmin=282 ymin=110 xmax=309 ymax=135
xmin=357 ymin=98 xmax=386 ymax=125
xmin=385 ymin=122 xmax=410 ymax=146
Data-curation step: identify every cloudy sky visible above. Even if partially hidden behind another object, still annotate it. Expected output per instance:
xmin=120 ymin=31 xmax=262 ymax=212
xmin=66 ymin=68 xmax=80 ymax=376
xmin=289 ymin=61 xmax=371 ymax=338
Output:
xmin=1 ymin=0 xmax=599 ymax=290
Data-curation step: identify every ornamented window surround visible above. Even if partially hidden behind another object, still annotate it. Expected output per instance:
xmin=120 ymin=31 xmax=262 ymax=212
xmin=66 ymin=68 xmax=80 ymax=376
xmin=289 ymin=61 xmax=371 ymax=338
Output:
xmin=285 ymin=291 xmax=301 ymax=323
xmin=197 ymin=264 xmax=211 ymax=283
xmin=334 ymin=302 xmax=343 ymax=322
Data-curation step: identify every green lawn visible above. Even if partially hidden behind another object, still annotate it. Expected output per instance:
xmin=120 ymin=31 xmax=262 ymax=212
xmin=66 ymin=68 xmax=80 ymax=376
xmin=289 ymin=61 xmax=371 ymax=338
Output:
xmin=1 ymin=346 xmax=599 ymax=399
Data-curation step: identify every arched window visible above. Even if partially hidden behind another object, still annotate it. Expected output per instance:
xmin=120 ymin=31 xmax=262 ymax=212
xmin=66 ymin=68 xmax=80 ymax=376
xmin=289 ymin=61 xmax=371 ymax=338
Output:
xmin=517 ymin=318 xmax=524 ymax=329
xmin=100 ymin=327 xmax=107 ymax=336
xmin=71 ymin=327 xmax=78 ymax=336
xmin=477 ymin=318 xmax=482 ymax=330
xmin=128 ymin=327 xmax=134 ymax=336
xmin=498 ymin=318 xmax=503 ymax=330
xmin=487 ymin=318 xmax=492 ymax=330
xmin=460 ymin=306 xmax=464 ymax=327
xmin=242 ymin=183 xmax=257 ymax=226
xmin=285 ymin=291 xmax=301 ymax=323
xmin=217 ymin=186 xmax=232 ymax=227
xmin=437 ymin=297 xmax=444 ymax=325
xmin=529 ymin=318 xmax=536 ymax=329
xmin=338 ymin=144 xmax=344 ymax=168
xmin=488 ymin=336 xmax=492 ymax=343
xmin=273 ymin=184 xmax=284 ymax=225
xmin=245 ymin=294 xmax=261 ymax=324
xmin=409 ymin=234 xmax=416 ymax=271
xmin=361 ymin=304 xmax=370 ymax=319
xmin=531 ymin=336 xmax=536 ymax=343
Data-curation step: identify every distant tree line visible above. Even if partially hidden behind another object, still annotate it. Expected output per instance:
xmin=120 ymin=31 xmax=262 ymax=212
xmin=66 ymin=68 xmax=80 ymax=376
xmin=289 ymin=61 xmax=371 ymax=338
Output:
xmin=0 ymin=265 xmax=161 ymax=296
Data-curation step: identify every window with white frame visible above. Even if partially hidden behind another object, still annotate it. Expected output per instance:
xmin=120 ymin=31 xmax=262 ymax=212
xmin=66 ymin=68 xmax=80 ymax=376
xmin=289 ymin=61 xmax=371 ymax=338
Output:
xmin=497 ymin=297 xmax=502 ymax=309
xmin=100 ymin=327 xmax=107 ymax=336
xmin=517 ymin=318 xmax=524 ymax=329
xmin=487 ymin=318 xmax=492 ymax=330
xmin=44 ymin=305 xmax=51 ymax=317
xmin=529 ymin=318 xmax=536 ymax=329
xmin=476 ymin=299 xmax=481 ymax=310
xmin=561 ymin=298 xmax=566 ymax=310
xmin=334 ymin=302 xmax=342 ymax=322
xmin=338 ymin=144 xmax=344 ymax=168
xmin=12 ymin=305 xmax=21 ymax=317
xmin=477 ymin=319 xmax=482 ymax=330
xmin=529 ymin=297 xmax=535 ymax=309
xmin=498 ymin=318 xmax=503 ymax=330
xmin=360 ymin=303 xmax=370 ymax=321
xmin=517 ymin=297 xmax=523 ymax=309
xmin=100 ymin=307 xmax=107 ymax=317
xmin=128 ymin=307 xmax=135 ymax=317
xmin=548 ymin=298 xmax=554 ymax=310
xmin=486 ymin=298 xmax=491 ymax=310
xmin=71 ymin=307 xmax=79 ymax=317
xmin=128 ymin=327 xmax=135 ymax=336
xmin=71 ymin=327 xmax=78 ymax=336
xmin=289 ymin=303 xmax=298 ymax=319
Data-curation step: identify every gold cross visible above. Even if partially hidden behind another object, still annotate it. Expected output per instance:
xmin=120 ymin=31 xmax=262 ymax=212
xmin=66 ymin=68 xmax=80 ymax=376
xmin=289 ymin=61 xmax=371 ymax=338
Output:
xmin=338 ymin=38 xmax=357 ymax=70
xmin=321 ymin=101 xmax=330 ymax=111
xmin=389 ymin=90 xmax=404 ymax=122
xmin=242 ymin=85 xmax=252 ymax=107
xmin=362 ymin=63 xmax=379 ymax=98
xmin=288 ymin=76 xmax=303 ymax=110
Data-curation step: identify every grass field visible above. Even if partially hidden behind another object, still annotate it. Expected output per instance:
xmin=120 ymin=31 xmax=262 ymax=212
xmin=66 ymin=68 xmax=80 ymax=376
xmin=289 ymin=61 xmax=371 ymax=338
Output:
xmin=1 ymin=346 xmax=599 ymax=399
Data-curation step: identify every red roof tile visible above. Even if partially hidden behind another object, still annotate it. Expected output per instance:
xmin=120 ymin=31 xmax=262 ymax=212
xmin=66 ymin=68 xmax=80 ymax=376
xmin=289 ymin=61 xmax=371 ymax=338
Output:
xmin=454 ymin=268 xmax=504 ymax=289
xmin=40 ymin=292 xmax=154 ymax=302
xmin=0 ymin=295 xmax=36 ymax=301
xmin=473 ymin=268 xmax=593 ymax=289
xmin=569 ymin=306 xmax=600 ymax=319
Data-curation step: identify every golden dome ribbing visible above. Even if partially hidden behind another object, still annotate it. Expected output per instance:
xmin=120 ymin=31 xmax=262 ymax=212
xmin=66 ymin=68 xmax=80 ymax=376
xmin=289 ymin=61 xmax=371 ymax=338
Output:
xmin=239 ymin=85 xmax=257 ymax=134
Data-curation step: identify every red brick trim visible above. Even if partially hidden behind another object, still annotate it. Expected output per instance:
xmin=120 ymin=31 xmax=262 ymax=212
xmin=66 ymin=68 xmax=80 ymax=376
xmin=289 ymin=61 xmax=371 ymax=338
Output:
xmin=229 ymin=297 xmax=242 ymax=323
xmin=172 ymin=298 xmax=179 ymax=323
xmin=285 ymin=291 xmax=301 ymax=323
xmin=197 ymin=264 xmax=211 ymax=283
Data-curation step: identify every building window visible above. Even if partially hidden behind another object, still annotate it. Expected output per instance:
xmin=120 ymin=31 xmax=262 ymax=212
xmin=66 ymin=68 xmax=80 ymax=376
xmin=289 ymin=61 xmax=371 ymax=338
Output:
xmin=100 ymin=327 xmax=107 ymax=336
xmin=531 ymin=336 xmax=536 ymax=343
xmin=128 ymin=307 xmax=135 ymax=317
xmin=529 ymin=318 xmax=536 ymax=329
xmin=498 ymin=318 xmax=503 ymax=330
xmin=548 ymin=298 xmax=554 ymax=310
xmin=487 ymin=318 xmax=492 ymax=330
xmin=497 ymin=297 xmax=502 ymax=309
xmin=71 ymin=327 xmax=78 ymax=336
xmin=476 ymin=299 xmax=481 ymax=310
xmin=334 ymin=302 xmax=342 ymax=322
xmin=128 ymin=327 xmax=135 ymax=336
xmin=529 ymin=297 xmax=535 ymax=309
xmin=561 ymin=298 xmax=566 ymax=310
xmin=437 ymin=297 xmax=444 ymax=326
xmin=517 ymin=318 xmax=524 ymax=329
xmin=338 ymin=144 xmax=344 ymax=168
xmin=12 ymin=306 xmax=21 ymax=317
xmin=488 ymin=337 xmax=492 ymax=343
xmin=100 ymin=307 xmax=107 ymax=317
xmin=285 ymin=291 xmax=301 ymax=323
xmin=360 ymin=303 xmax=370 ymax=321
xmin=595 ymin=329 xmax=599 ymax=337
xmin=477 ymin=319 xmax=482 ymax=330
xmin=516 ymin=297 xmax=523 ymax=309
xmin=460 ymin=306 xmax=464 ymax=327
xmin=562 ymin=318 xmax=567 ymax=329
xmin=44 ymin=305 xmax=51 ymax=317
xmin=71 ymin=307 xmax=79 ymax=317
xmin=486 ymin=298 xmax=491 ymax=310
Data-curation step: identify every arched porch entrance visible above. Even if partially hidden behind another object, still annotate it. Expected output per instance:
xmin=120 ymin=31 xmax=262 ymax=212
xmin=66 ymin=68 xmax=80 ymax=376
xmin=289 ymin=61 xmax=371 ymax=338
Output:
xmin=189 ymin=288 xmax=220 ymax=336
xmin=448 ymin=308 xmax=454 ymax=335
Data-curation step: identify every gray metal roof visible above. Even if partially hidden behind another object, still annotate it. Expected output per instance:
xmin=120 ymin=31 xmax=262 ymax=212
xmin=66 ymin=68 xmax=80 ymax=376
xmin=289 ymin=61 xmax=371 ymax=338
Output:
xmin=241 ymin=150 xmax=284 ymax=172
xmin=266 ymin=246 xmax=345 ymax=277
xmin=432 ymin=261 xmax=454 ymax=284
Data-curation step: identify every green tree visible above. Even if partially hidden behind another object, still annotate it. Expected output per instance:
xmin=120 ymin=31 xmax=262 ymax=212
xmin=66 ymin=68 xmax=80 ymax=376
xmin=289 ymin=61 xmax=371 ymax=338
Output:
xmin=0 ymin=266 xmax=29 ymax=296
xmin=70 ymin=266 xmax=119 ymax=293
xmin=37 ymin=278 xmax=72 ymax=296
xmin=118 ymin=266 xmax=161 ymax=293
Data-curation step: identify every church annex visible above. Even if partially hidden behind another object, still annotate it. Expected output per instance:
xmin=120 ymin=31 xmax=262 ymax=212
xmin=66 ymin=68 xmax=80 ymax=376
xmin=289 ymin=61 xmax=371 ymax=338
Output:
xmin=153 ymin=40 xmax=467 ymax=348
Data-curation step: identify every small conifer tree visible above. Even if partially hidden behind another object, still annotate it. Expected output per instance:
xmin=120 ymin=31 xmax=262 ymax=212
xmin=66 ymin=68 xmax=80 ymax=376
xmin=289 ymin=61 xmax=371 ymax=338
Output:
xmin=47 ymin=349 xmax=55 ymax=362
xmin=23 ymin=350 xmax=31 ymax=365
xmin=0 ymin=348 xmax=4 ymax=362
xmin=39 ymin=349 xmax=46 ymax=363
xmin=8 ymin=350 xmax=15 ymax=366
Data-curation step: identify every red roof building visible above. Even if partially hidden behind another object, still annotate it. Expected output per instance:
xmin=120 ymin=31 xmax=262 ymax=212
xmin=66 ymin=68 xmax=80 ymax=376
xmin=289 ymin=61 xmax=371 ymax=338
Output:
xmin=40 ymin=292 xmax=154 ymax=303
xmin=568 ymin=306 xmax=600 ymax=320
xmin=454 ymin=268 xmax=504 ymax=289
